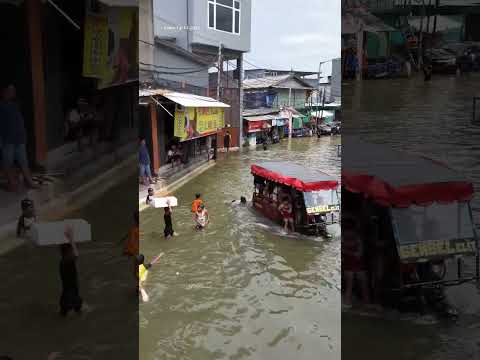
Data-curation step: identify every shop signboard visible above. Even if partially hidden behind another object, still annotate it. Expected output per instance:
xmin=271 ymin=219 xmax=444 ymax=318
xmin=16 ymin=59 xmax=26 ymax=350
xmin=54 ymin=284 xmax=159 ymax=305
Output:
xmin=174 ymin=107 xmax=225 ymax=141
xmin=88 ymin=6 xmax=138 ymax=89
xmin=247 ymin=120 xmax=270 ymax=132
xmin=82 ymin=15 xmax=109 ymax=78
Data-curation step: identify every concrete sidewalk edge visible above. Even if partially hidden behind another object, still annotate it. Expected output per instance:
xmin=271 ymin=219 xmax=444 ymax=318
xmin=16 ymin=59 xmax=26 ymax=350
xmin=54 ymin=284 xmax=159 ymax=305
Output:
xmin=139 ymin=161 xmax=216 ymax=212
xmin=0 ymin=154 xmax=137 ymax=253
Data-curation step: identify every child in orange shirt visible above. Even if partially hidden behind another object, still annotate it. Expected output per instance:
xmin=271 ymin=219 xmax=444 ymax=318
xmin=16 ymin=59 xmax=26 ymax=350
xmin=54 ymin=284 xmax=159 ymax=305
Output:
xmin=124 ymin=212 xmax=139 ymax=290
xmin=191 ymin=193 xmax=203 ymax=213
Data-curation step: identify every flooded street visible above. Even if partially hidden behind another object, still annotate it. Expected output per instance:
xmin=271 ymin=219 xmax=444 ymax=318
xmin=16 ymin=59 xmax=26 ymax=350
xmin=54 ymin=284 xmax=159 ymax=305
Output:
xmin=0 ymin=177 xmax=139 ymax=359
xmin=139 ymin=137 xmax=341 ymax=360
xmin=343 ymin=73 xmax=480 ymax=360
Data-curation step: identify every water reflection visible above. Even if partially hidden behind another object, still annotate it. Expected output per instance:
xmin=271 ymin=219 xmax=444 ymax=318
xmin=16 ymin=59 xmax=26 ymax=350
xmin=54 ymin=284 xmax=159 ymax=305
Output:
xmin=343 ymin=74 xmax=480 ymax=360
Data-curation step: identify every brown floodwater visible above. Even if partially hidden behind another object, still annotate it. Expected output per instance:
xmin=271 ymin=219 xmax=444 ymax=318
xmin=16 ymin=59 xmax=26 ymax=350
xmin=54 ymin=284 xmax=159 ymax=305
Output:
xmin=140 ymin=136 xmax=341 ymax=360
xmin=342 ymin=73 xmax=480 ymax=360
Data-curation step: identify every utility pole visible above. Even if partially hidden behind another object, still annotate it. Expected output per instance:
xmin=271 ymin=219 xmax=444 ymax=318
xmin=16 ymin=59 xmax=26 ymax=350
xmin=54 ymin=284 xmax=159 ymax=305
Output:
xmin=318 ymin=61 xmax=322 ymax=105
xmin=216 ymin=43 xmax=223 ymax=100
xmin=238 ymin=53 xmax=244 ymax=149
xmin=418 ymin=0 xmax=426 ymax=68
xmin=317 ymin=61 xmax=322 ymax=131
xmin=433 ymin=0 xmax=439 ymax=33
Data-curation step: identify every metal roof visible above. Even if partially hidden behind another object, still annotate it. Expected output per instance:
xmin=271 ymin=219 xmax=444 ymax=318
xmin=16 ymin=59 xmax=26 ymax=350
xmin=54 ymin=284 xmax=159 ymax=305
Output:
xmin=342 ymin=8 xmax=396 ymax=34
xmin=252 ymin=162 xmax=337 ymax=190
xmin=242 ymin=108 xmax=279 ymax=117
xmin=343 ymin=136 xmax=470 ymax=187
xmin=243 ymin=74 xmax=313 ymax=90
xmin=244 ymin=115 xmax=277 ymax=122
xmin=139 ymin=90 xmax=230 ymax=108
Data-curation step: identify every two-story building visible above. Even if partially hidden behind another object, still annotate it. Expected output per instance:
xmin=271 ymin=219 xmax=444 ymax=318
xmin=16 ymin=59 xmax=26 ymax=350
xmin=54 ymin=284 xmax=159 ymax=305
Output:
xmin=241 ymin=72 xmax=314 ymax=146
xmin=139 ymin=0 xmax=251 ymax=175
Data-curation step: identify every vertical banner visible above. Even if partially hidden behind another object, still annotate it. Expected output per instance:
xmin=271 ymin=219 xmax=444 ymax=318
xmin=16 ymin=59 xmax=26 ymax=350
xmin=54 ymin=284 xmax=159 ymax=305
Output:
xmin=82 ymin=15 xmax=109 ymax=78
xmin=98 ymin=7 xmax=139 ymax=89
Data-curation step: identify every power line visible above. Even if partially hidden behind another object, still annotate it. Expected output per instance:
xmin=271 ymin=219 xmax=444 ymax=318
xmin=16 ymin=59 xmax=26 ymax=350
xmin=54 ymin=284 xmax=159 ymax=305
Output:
xmin=140 ymin=69 xmax=210 ymax=80
xmin=139 ymin=60 xmax=212 ymax=72
xmin=140 ymin=63 xmax=210 ymax=75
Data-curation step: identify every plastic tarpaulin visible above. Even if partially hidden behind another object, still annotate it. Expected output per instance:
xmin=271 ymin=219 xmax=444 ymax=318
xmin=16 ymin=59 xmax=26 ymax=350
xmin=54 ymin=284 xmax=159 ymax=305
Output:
xmin=251 ymin=162 xmax=338 ymax=192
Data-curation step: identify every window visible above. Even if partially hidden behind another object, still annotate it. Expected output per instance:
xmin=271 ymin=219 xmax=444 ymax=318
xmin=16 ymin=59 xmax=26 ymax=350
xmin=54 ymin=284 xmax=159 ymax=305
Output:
xmin=208 ymin=0 xmax=241 ymax=35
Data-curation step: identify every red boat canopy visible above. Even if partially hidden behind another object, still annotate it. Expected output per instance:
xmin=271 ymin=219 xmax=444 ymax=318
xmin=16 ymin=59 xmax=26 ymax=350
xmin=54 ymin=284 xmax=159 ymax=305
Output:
xmin=251 ymin=162 xmax=338 ymax=192
xmin=342 ymin=137 xmax=474 ymax=207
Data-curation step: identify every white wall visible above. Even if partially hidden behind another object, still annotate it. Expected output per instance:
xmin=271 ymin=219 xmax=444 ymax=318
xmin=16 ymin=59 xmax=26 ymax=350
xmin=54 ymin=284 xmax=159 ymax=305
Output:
xmin=190 ymin=0 xmax=251 ymax=52
xmin=154 ymin=0 xmax=189 ymax=49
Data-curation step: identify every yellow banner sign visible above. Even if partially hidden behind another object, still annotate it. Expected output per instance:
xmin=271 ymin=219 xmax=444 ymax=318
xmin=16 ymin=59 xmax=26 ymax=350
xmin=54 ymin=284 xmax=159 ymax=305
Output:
xmin=306 ymin=204 xmax=340 ymax=214
xmin=399 ymin=239 xmax=476 ymax=259
xmin=97 ymin=7 xmax=138 ymax=89
xmin=174 ymin=107 xmax=225 ymax=141
xmin=82 ymin=15 xmax=108 ymax=78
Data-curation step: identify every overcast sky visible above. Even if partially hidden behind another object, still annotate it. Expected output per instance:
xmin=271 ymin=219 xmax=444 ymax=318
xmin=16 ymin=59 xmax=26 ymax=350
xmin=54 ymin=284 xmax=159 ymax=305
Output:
xmin=246 ymin=0 xmax=341 ymax=76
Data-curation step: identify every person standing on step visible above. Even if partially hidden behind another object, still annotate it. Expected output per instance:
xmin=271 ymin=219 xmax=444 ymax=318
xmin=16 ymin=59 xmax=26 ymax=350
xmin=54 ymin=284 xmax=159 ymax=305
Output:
xmin=139 ymin=138 xmax=154 ymax=185
xmin=0 ymin=82 xmax=38 ymax=192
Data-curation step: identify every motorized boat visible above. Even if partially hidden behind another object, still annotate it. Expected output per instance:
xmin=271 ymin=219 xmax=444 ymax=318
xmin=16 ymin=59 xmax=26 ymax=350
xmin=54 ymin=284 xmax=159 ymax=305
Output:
xmin=251 ymin=162 xmax=340 ymax=236
xmin=342 ymin=137 xmax=479 ymax=317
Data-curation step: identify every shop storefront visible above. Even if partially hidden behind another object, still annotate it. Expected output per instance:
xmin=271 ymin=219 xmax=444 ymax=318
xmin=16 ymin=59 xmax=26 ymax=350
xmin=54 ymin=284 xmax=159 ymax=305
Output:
xmin=275 ymin=118 xmax=288 ymax=139
xmin=0 ymin=0 xmax=138 ymax=169
xmin=243 ymin=115 xmax=273 ymax=148
xmin=139 ymin=89 xmax=230 ymax=172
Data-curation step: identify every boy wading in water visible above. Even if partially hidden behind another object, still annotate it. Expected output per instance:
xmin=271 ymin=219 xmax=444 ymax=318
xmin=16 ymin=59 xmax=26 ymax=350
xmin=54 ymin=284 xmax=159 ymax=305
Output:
xmin=191 ymin=193 xmax=203 ymax=213
xmin=164 ymin=200 xmax=175 ymax=238
xmin=59 ymin=226 xmax=82 ymax=317
xmin=137 ymin=254 xmax=152 ymax=302
xmin=137 ymin=253 xmax=163 ymax=302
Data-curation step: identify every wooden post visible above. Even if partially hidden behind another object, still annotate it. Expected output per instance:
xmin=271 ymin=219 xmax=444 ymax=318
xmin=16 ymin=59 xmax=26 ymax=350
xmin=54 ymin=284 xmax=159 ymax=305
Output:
xmin=356 ymin=30 xmax=364 ymax=80
xmin=26 ymin=0 xmax=47 ymax=164
xmin=149 ymin=102 xmax=160 ymax=172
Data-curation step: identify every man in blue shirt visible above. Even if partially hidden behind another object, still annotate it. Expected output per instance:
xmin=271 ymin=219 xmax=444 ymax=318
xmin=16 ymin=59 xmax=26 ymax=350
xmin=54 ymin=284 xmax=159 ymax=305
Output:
xmin=139 ymin=138 xmax=154 ymax=185
xmin=0 ymin=83 xmax=37 ymax=191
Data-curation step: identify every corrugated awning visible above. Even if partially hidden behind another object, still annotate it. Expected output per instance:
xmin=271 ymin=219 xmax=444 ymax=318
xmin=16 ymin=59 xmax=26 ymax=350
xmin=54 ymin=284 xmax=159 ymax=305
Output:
xmin=244 ymin=115 xmax=276 ymax=122
xmin=139 ymin=89 xmax=230 ymax=108
xmin=98 ymin=0 xmax=137 ymax=6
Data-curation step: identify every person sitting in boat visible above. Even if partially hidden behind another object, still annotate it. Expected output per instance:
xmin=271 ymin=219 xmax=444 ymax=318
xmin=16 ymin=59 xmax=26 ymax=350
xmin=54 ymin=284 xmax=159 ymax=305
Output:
xmin=195 ymin=204 xmax=209 ymax=230
xmin=278 ymin=198 xmax=294 ymax=232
